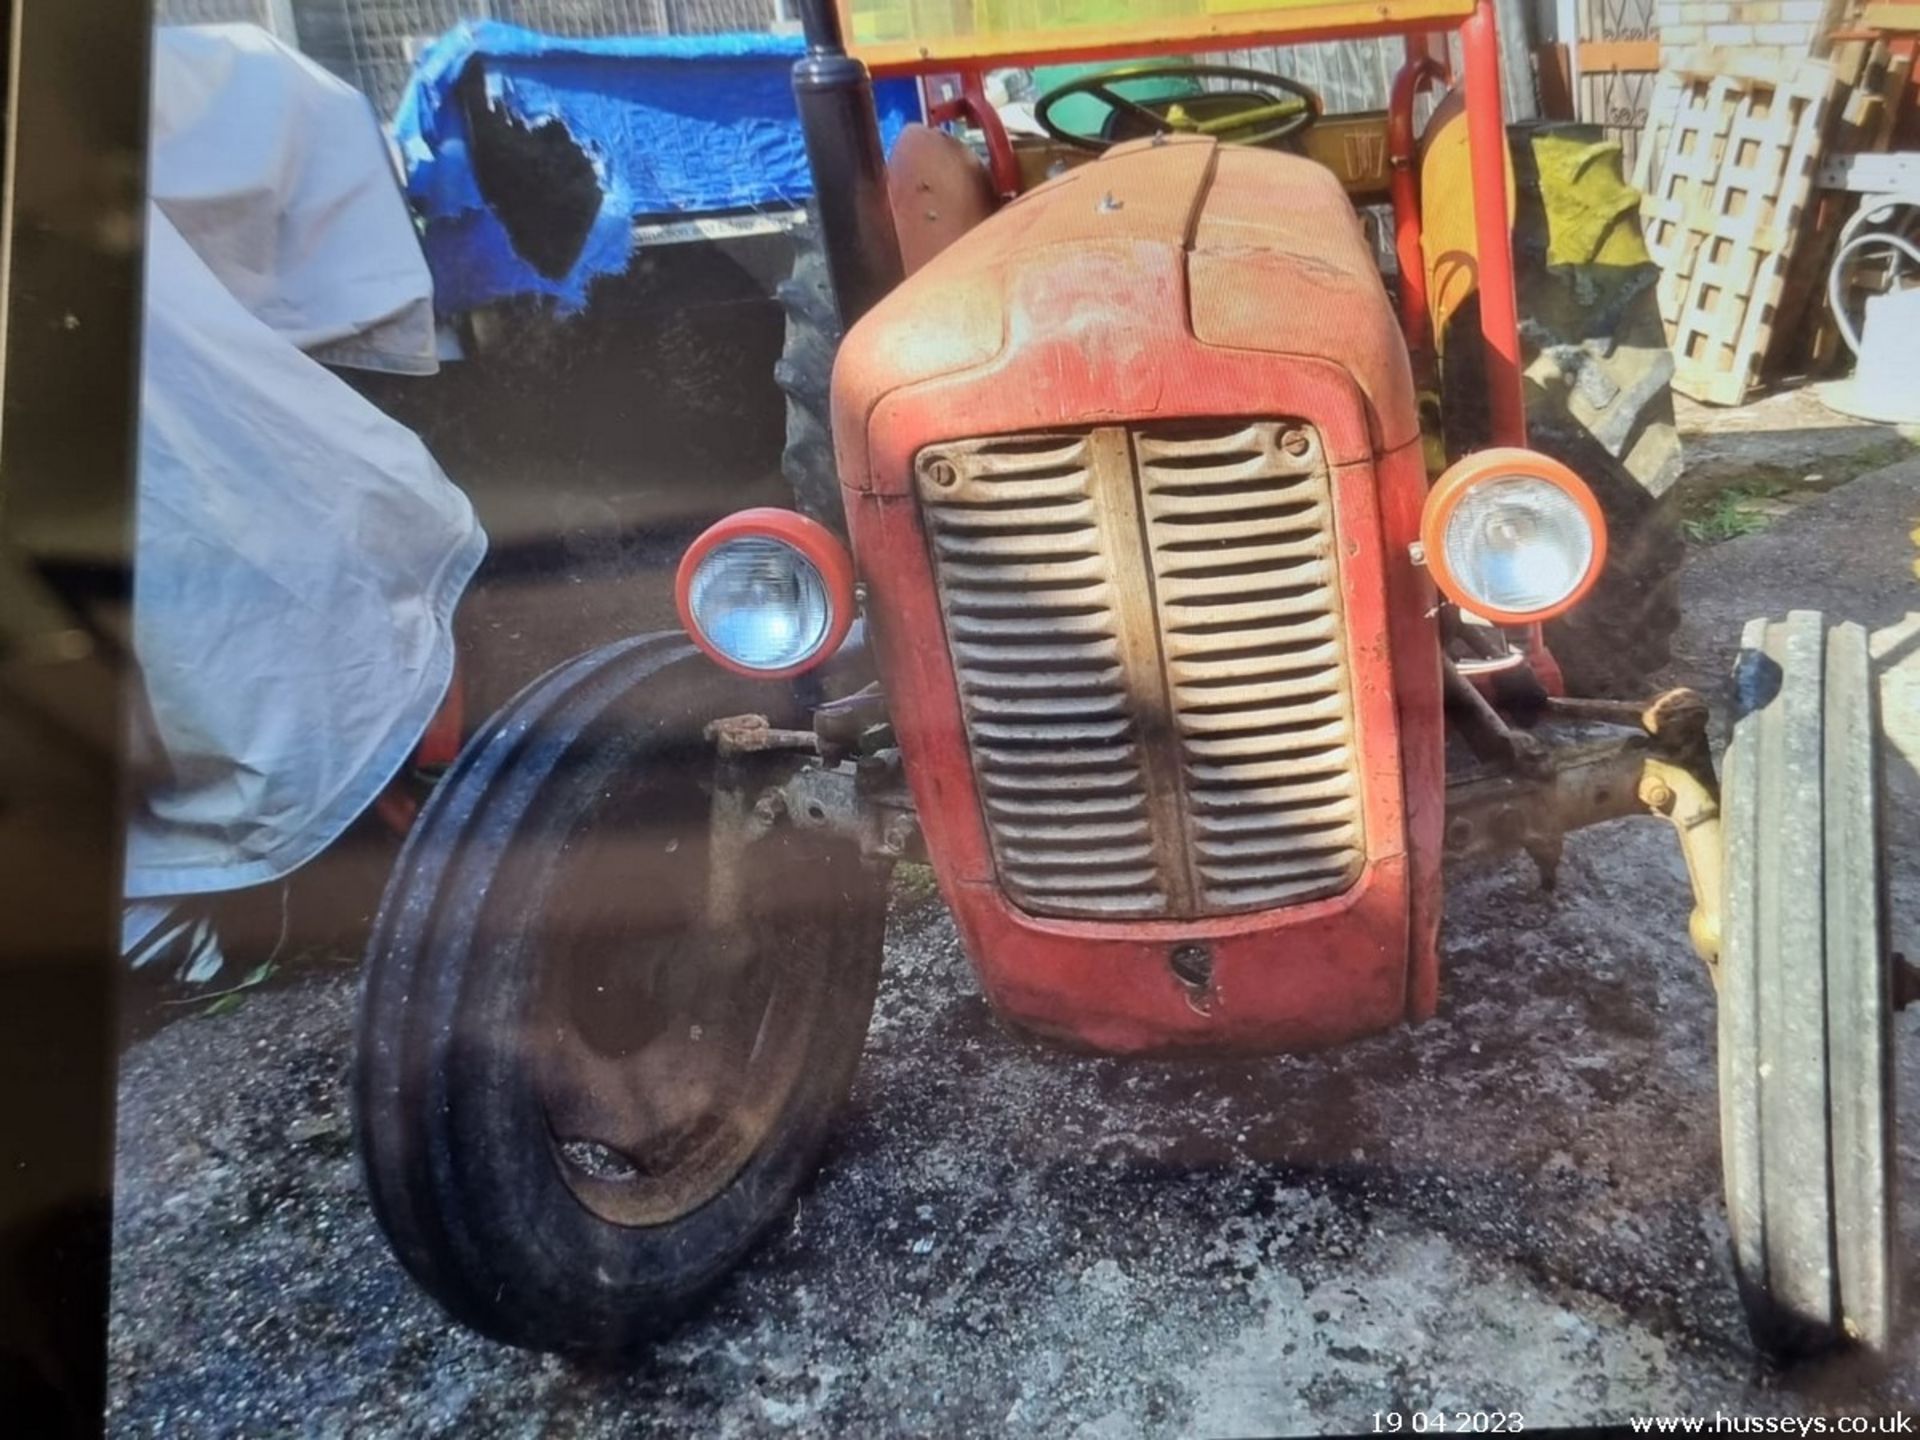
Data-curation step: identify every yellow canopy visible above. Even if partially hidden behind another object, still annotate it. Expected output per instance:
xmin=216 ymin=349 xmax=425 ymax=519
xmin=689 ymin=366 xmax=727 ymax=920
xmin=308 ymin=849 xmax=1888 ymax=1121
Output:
xmin=839 ymin=0 xmax=1476 ymax=72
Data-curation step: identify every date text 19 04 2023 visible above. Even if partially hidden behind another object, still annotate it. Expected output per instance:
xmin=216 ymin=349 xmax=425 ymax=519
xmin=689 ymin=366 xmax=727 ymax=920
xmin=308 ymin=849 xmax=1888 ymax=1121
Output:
xmin=1374 ymin=1413 xmax=1525 ymax=1433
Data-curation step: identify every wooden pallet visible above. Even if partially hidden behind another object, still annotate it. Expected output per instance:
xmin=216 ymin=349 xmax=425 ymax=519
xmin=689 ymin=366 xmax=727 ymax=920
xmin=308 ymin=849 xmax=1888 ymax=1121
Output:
xmin=1771 ymin=38 xmax=1914 ymax=376
xmin=1632 ymin=65 xmax=1686 ymax=196
xmin=1640 ymin=53 xmax=1836 ymax=404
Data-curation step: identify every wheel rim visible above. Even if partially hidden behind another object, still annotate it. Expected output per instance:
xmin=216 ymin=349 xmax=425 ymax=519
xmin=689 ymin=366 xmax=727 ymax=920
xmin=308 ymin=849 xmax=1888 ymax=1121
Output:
xmin=528 ymin=786 xmax=827 ymax=1228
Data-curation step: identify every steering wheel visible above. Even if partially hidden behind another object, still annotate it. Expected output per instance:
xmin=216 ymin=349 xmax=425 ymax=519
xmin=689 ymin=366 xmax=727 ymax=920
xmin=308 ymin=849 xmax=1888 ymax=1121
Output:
xmin=1034 ymin=62 xmax=1322 ymax=153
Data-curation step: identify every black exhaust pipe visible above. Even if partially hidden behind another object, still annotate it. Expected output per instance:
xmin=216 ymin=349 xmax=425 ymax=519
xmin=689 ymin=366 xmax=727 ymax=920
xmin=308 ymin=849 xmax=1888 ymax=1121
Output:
xmin=791 ymin=0 xmax=905 ymax=328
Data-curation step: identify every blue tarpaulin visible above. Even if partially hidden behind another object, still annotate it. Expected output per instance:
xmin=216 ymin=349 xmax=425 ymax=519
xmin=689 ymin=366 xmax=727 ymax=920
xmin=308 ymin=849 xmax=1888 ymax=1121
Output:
xmin=393 ymin=23 xmax=920 ymax=313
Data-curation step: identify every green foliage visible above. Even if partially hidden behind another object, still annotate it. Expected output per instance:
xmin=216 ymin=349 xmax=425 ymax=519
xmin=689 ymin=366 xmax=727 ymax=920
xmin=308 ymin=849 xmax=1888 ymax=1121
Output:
xmin=198 ymin=958 xmax=280 ymax=1018
xmin=1677 ymin=438 xmax=1917 ymax=546
xmin=889 ymin=863 xmax=941 ymax=908
xmin=1680 ymin=483 xmax=1792 ymax=544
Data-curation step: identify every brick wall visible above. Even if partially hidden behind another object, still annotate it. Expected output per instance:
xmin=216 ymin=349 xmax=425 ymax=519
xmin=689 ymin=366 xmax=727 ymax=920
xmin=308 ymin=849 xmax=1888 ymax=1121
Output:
xmin=1653 ymin=0 xmax=1844 ymax=63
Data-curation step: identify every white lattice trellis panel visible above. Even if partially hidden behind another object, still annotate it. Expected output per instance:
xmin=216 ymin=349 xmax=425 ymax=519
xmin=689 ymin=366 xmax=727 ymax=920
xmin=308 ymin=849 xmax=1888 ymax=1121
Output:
xmin=1640 ymin=54 xmax=1833 ymax=404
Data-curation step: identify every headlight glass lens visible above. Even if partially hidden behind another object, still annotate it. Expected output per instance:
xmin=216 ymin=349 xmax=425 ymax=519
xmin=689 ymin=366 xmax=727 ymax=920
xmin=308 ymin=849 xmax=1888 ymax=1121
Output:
xmin=686 ymin=536 xmax=833 ymax=671
xmin=1441 ymin=475 xmax=1595 ymax=616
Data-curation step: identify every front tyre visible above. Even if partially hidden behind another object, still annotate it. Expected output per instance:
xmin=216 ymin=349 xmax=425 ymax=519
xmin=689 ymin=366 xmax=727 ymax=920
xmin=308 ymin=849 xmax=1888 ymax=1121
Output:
xmin=354 ymin=634 xmax=887 ymax=1360
xmin=1718 ymin=612 xmax=1896 ymax=1357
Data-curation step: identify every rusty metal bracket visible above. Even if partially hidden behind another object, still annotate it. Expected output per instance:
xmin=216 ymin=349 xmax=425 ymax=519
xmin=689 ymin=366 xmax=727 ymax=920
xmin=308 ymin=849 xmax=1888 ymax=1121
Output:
xmin=701 ymin=743 xmax=916 ymax=976
xmin=1447 ymin=687 xmax=1724 ymax=965
xmin=1444 ymin=738 xmax=1648 ymax=885
xmin=1444 ymin=657 xmax=1552 ymax=777
xmin=704 ymin=714 xmax=919 ymax=883
xmin=705 ymin=713 xmax=821 ymax=757
xmin=772 ymin=754 xmax=922 ymax=863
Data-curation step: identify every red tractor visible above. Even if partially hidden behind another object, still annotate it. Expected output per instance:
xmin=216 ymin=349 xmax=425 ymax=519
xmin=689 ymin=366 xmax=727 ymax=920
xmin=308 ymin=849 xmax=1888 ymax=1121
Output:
xmin=355 ymin=0 xmax=1907 ymax=1365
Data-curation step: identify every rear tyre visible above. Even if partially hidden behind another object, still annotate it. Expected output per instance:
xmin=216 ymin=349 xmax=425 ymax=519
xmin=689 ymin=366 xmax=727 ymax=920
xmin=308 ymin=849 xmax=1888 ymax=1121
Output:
xmin=1718 ymin=612 xmax=1896 ymax=1357
xmin=355 ymin=634 xmax=887 ymax=1360
xmin=775 ymin=209 xmax=847 ymax=532
xmin=1443 ymin=124 xmax=1684 ymax=695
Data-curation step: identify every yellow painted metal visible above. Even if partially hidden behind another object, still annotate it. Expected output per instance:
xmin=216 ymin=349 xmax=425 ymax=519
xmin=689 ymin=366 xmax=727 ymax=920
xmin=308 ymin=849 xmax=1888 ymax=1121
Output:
xmin=1641 ymin=753 xmax=1724 ymax=965
xmin=1009 ymin=112 xmax=1395 ymax=201
xmin=1299 ymin=112 xmax=1394 ymax=200
xmin=1416 ymin=88 xmax=1513 ymax=357
xmin=838 ymin=0 xmax=1476 ymax=72
xmin=1420 ymin=101 xmax=1657 ymax=356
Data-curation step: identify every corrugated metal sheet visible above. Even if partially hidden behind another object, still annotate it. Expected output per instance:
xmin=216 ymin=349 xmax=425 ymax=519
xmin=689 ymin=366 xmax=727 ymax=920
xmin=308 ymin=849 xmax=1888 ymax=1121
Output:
xmin=658 ymin=0 xmax=779 ymax=31
xmin=503 ymin=0 xmax=670 ymax=36
xmin=161 ymin=3 xmax=1529 ymax=142
xmin=269 ymin=0 xmax=778 ymax=118
xmin=499 ymin=0 xmax=776 ymax=37
xmin=1223 ymin=37 xmax=1405 ymax=115
xmin=1226 ymin=0 xmax=1537 ymax=122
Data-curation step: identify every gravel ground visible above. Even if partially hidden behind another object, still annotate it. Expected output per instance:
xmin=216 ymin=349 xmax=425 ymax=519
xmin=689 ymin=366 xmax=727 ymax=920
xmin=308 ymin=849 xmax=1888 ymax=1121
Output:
xmin=107 ymin=454 xmax=1920 ymax=1438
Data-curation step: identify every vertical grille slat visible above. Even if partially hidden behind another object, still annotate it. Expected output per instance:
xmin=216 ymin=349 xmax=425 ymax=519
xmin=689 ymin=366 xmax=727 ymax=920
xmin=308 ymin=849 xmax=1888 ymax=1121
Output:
xmin=1138 ymin=420 xmax=1366 ymax=912
xmin=918 ymin=419 xmax=1367 ymax=921
xmin=918 ymin=434 xmax=1170 ymax=919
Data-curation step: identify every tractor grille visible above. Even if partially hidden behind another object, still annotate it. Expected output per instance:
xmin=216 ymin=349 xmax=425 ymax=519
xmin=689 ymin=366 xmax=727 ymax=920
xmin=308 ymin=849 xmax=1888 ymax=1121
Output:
xmin=916 ymin=420 xmax=1365 ymax=921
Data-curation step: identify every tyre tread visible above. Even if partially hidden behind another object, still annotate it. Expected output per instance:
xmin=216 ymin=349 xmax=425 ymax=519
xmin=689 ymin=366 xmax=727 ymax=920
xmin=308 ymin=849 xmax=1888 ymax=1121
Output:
xmin=1719 ymin=612 xmax=1895 ymax=1357
xmin=354 ymin=637 xmax=887 ymax=1359
xmin=777 ymin=210 xmax=848 ymax=531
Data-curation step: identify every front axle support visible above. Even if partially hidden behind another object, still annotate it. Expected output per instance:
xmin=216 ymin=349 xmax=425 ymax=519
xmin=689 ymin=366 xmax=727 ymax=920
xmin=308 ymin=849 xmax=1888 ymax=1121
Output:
xmin=1443 ymin=687 xmax=1725 ymax=963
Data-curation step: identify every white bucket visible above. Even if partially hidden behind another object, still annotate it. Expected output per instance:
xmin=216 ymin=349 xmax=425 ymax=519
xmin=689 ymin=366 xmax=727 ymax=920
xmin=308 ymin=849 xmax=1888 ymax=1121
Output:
xmin=1818 ymin=283 xmax=1920 ymax=425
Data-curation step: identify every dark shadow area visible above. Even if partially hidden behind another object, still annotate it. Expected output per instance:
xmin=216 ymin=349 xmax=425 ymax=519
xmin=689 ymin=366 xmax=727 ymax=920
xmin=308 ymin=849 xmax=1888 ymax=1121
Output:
xmin=457 ymin=61 xmax=603 ymax=281
xmin=348 ymin=234 xmax=794 ymax=721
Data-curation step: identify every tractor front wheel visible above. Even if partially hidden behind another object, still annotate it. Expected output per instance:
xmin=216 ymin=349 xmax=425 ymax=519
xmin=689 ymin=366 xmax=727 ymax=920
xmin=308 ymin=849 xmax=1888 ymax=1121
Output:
xmin=354 ymin=634 xmax=887 ymax=1360
xmin=1717 ymin=612 xmax=1897 ymax=1357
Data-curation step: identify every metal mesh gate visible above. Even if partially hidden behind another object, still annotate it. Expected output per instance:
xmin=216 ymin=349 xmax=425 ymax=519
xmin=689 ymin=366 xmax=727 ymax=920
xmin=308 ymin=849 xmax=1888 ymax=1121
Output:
xmin=157 ymin=0 xmax=783 ymax=118
xmin=155 ymin=0 xmax=297 ymax=31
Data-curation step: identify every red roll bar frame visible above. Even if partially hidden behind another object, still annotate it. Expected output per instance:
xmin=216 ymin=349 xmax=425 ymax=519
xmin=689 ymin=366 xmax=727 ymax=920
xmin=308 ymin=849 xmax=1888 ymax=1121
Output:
xmin=926 ymin=70 xmax=1023 ymax=199
xmin=1459 ymin=0 xmax=1528 ymax=447
xmin=1388 ymin=47 xmax=1448 ymax=361
xmin=878 ymin=0 xmax=1531 ymax=451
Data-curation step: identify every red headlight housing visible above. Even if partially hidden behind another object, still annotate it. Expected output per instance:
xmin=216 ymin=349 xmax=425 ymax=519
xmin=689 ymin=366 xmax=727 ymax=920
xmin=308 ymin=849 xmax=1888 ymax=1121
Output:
xmin=1419 ymin=447 xmax=1608 ymax=626
xmin=674 ymin=508 xmax=856 ymax=678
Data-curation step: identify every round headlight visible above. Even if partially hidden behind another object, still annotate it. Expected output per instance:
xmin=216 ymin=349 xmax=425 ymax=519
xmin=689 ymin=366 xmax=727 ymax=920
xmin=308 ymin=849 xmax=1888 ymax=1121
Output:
xmin=675 ymin=509 xmax=856 ymax=677
xmin=1421 ymin=449 xmax=1606 ymax=625
xmin=688 ymin=538 xmax=831 ymax=669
